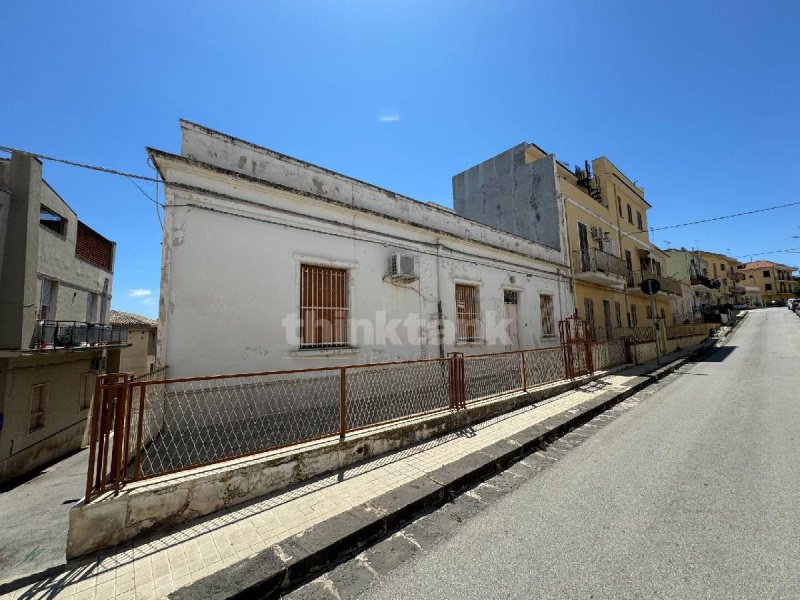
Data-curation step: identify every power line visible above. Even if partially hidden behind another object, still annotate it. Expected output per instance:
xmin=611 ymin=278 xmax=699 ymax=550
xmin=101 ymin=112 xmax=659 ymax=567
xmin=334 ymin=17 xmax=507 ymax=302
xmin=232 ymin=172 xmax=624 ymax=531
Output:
xmin=648 ymin=200 xmax=800 ymax=233
xmin=0 ymin=145 xmax=161 ymax=183
xmin=3 ymin=143 xmax=799 ymax=239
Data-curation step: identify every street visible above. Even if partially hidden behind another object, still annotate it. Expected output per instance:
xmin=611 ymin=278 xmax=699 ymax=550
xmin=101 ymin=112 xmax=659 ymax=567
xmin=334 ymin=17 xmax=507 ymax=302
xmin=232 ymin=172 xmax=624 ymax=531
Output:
xmin=332 ymin=308 xmax=800 ymax=599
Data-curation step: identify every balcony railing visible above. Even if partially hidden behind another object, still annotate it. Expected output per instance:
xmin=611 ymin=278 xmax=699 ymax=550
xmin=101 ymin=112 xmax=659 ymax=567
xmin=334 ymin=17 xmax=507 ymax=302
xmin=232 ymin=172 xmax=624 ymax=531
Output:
xmin=633 ymin=270 xmax=683 ymax=296
xmin=690 ymin=275 xmax=721 ymax=289
xmin=572 ymin=248 xmax=629 ymax=279
xmin=29 ymin=321 xmax=129 ymax=350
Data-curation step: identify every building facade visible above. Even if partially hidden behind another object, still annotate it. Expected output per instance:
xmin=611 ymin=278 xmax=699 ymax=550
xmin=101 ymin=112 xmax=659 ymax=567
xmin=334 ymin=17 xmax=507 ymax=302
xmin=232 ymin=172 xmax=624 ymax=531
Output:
xmin=737 ymin=260 xmax=798 ymax=304
xmin=110 ymin=311 xmax=157 ymax=376
xmin=453 ymin=145 xmax=681 ymax=342
xmin=151 ymin=121 xmax=574 ymax=378
xmin=0 ymin=153 xmax=126 ymax=481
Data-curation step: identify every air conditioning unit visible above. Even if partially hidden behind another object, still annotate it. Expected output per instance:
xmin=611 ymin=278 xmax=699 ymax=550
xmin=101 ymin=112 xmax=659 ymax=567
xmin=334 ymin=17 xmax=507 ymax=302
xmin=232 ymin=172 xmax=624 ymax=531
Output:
xmin=90 ymin=356 xmax=107 ymax=372
xmin=590 ymin=226 xmax=604 ymax=240
xmin=390 ymin=253 xmax=419 ymax=282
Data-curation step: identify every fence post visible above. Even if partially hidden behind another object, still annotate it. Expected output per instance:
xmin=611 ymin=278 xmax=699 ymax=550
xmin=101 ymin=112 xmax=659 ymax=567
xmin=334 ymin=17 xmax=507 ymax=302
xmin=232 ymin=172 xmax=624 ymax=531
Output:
xmin=339 ymin=367 xmax=347 ymax=440
xmin=84 ymin=374 xmax=104 ymax=502
xmin=447 ymin=352 xmax=466 ymax=409
xmin=110 ymin=375 xmax=129 ymax=496
xmin=520 ymin=351 xmax=527 ymax=391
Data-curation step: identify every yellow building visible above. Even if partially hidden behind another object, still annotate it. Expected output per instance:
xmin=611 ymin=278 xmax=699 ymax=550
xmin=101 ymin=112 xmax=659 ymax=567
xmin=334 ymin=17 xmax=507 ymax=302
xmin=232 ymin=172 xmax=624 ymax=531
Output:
xmin=695 ymin=251 xmax=745 ymax=305
xmin=737 ymin=260 xmax=797 ymax=304
xmin=521 ymin=148 xmax=680 ymax=340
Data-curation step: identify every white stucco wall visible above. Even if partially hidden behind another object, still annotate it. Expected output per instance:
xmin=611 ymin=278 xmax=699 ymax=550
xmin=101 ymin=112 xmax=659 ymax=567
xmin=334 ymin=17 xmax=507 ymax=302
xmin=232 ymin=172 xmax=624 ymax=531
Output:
xmin=153 ymin=125 xmax=574 ymax=378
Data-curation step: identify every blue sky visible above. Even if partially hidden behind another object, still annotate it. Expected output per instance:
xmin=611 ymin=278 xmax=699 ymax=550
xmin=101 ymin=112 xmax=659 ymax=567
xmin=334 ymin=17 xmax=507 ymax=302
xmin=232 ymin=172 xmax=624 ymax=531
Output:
xmin=2 ymin=1 xmax=799 ymax=318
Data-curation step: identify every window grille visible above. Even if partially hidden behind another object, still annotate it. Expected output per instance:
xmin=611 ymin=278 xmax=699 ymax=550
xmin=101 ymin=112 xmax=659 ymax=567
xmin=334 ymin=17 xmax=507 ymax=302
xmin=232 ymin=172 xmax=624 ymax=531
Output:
xmin=300 ymin=264 xmax=350 ymax=348
xmin=540 ymin=294 xmax=555 ymax=337
xmin=455 ymin=284 xmax=481 ymax=342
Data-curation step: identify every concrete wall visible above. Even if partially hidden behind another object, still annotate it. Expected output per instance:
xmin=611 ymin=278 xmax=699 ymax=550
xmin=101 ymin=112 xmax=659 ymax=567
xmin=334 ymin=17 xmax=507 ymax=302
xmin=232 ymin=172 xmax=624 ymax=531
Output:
xmin=67 ymin=370 xmax=612 ymax=558
xmin=0 ymin=188 xmax=9 ymax=286
xmin=0 ymin=353 xmax=97 ymax=481
xmin=153 ymin=124 xmax=574 ymax=378
xmin=452 ymin=147 xmax=562 ymax=251
xmin=37 ymin=183 xmax=113 ymax=325
xmin=632 ymin=333 xmax=708 ymax=364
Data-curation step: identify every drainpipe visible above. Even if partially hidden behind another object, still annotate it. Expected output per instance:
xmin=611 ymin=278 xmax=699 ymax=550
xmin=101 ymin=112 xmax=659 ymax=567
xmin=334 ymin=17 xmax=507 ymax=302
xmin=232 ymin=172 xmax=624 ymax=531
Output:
xmin=435 ymin=240 xmax=445 ymax=359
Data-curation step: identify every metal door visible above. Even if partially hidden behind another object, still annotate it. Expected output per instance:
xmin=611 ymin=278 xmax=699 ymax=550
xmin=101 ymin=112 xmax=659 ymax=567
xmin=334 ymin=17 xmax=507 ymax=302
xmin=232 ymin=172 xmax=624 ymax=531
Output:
xmin=559 ymin=315 xmax=593 ymax=379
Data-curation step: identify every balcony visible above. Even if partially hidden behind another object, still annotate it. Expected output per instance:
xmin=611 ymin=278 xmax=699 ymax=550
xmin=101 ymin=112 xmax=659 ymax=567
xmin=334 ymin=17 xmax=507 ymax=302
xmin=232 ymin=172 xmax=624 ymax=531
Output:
xmin=729 ymin=285 xmax=746 ymax=295
xmin=571 ymin=249 xmax=628 ymax=289
xmin=690 ymin=275 xmax=721 ymax=290
xmin=29 ymin=321 xmax=129 ymax=351
xmin=631 ymin=270 xmax=682 ymax=296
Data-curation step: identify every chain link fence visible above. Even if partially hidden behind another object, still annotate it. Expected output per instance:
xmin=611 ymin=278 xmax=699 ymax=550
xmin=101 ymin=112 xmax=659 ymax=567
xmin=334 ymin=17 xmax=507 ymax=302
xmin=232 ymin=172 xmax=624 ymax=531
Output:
xmin=89 ymin=338 xmax=636 ymax=500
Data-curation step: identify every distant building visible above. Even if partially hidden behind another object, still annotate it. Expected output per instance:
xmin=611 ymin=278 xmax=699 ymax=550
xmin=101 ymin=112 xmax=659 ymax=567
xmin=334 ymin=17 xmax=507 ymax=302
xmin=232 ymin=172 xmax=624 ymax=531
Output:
xmin=149 ymin=121 xmax=574 ymax=378
xmin=0 ymin=152 xmax=127 ymax=481
xmin=453 ymin=144 xmax=682 ymax=341
xmin=110 ymin=311 xmax=157 ymax=376
xmin=736 ymin=260 xmax=797 ymax=304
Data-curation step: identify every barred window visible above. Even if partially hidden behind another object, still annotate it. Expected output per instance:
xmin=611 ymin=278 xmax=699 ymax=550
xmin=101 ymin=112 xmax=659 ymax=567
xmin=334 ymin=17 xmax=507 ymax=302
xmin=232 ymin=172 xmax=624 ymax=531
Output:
xmin=540 ymin=294 xmax=555 ymax=337
xmin=30 ymin=383 xmax=48 ymax=433
xmin=455 ymin=284 xmax=481 ymax=342
xmin=300 ymin=264 xmax=349 ymax=348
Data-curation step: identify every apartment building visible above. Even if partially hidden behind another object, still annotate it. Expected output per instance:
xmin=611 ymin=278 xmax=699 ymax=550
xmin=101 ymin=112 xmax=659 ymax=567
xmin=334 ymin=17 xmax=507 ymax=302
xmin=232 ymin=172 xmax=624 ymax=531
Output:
xmin=0 ymin=153 xmax=127 ymax=481
xmin=696 ymin=251 xmax=744 ymax=305
xmin=737 ymin=260 xmax=797 ymax=304
xmin=454 ymin=145 xmax=681 ymax=342
xmin=150 ymin=122 xmax=574 ymax=378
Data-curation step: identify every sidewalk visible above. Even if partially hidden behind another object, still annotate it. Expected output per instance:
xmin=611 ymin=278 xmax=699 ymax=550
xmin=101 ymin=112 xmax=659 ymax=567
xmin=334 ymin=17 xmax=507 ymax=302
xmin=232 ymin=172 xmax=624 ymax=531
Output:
xmin=1 ymin=343 xmax=713 ymax=600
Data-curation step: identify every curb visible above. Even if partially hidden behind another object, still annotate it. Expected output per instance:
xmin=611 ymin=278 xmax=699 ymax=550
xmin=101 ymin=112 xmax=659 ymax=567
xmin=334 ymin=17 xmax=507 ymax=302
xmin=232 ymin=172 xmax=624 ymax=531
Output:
xmin=170 ymin=348 xmax=706 ymax=600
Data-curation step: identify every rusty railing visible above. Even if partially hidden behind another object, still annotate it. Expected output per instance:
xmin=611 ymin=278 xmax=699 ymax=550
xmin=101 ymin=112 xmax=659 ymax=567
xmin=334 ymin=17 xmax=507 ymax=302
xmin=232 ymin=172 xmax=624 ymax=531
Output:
xmin=84 ymin=342 xmax=629 ymax=502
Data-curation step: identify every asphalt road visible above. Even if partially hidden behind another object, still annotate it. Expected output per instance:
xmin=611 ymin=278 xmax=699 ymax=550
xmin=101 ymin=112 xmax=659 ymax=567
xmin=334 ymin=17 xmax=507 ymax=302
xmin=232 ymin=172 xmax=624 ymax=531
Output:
xmin=350 ymin=308 xmax=800 ymax=599
xmin=0 ymin=448 xmax=87 ymax=584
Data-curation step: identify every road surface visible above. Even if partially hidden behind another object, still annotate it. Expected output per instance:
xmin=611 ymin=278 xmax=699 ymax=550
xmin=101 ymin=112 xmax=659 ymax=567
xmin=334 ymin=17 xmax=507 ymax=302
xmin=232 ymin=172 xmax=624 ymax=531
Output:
xmin=318 ymin=308 xmax=800 ymax=599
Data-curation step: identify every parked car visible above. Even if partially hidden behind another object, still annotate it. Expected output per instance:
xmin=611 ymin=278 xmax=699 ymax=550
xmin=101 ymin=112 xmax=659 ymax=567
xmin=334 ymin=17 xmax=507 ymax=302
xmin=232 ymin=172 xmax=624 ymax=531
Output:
xmin=788 ymin=298 xmax=800 ymax=311
xmin=768 ymin=299 xmax=786 ymax=307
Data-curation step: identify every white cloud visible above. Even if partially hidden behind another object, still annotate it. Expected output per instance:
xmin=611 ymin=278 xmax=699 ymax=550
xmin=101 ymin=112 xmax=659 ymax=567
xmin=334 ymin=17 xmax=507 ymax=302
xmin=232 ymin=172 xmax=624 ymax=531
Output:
xmin=129 ymin=289 xmax=152 ymax=298
xmin=378 ymin=109 xmax=400 ymax=123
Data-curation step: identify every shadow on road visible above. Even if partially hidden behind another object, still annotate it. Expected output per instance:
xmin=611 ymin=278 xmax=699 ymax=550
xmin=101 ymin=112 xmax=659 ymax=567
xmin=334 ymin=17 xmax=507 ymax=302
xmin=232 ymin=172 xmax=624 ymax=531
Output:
xmin=691 ymin=345 xmax=736 ymax=363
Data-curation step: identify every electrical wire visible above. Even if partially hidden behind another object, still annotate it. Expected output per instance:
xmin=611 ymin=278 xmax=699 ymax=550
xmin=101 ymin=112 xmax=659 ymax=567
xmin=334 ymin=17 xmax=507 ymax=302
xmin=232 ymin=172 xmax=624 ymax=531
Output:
xmin=0 ymin=144 xmax=161 ymax=183
xmin=3 ymin=143 xmax=799 ymax=244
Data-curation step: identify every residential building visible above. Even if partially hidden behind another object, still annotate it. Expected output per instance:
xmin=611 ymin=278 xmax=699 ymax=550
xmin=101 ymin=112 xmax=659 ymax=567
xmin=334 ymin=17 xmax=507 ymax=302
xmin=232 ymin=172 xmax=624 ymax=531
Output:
xmin=666 ymin=248 xmax=735 ymax=316
xmin=696 ymin=251 xmax=744 ymax=306
xmin=453 ymin=145 xmax=681 ymax=342
xmin=110 ymin=310 xmax=157 ymax=376
xmin=0 ymin=152 xmax=127 ymax=481
xmin=150 ymin=121 xmax=574 ymax=378
xmin=736 ymin=260 xmax=798 ymax=304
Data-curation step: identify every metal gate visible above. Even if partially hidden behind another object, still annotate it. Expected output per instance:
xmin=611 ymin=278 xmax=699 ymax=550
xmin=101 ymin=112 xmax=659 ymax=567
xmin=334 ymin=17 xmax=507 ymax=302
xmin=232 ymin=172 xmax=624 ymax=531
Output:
xmin=559 ymin=315 xmax=594 ymax=379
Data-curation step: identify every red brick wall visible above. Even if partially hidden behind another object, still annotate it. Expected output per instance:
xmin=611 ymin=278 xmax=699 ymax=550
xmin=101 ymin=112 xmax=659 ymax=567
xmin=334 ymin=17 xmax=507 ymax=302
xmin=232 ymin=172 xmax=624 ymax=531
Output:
xmin=76 ymin=222 xmax=114 ymax=271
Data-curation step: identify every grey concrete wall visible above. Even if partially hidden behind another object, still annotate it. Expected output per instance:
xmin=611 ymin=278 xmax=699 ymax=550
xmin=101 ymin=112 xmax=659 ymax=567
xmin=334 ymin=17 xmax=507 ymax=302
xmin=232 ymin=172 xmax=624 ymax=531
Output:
xmin=452 ymin=146 xmax=561 ymax=251
xmin=0 ymin=154 xmax=41 ymax=350
xmin=0 ymin=188 xmax=9 ymax=287
xmin=37 ymin=183 xmax=113 ymax=325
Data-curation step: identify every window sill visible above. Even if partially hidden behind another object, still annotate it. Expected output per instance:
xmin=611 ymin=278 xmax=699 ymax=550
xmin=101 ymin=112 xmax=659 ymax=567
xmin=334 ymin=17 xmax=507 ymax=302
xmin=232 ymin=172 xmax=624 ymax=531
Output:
xmin=289 ymin=346 xmax=360 ymax=358
xmin=454 ymin=340 xmax=485 ymax=347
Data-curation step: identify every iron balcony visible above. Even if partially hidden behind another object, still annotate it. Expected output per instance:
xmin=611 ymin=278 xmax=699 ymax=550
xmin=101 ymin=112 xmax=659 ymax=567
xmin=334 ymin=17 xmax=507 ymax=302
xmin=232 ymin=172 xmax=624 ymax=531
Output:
xmin=29 ymin=320 xmax=129 ymax=351
xmin=571 ymin=249 xmax=629 ymax=289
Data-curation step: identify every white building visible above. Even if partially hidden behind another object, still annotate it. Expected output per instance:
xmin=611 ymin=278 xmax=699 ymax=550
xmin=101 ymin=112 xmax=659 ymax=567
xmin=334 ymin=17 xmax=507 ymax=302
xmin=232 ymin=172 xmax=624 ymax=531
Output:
xmin=150 ymin=121 xmax=574 ymax=378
